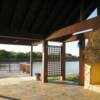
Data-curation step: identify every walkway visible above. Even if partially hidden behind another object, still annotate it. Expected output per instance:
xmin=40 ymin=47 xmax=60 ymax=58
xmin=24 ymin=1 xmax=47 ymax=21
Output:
xmin=0 ymin=71 xmax=30 ymax=78
xmin=0 ymin=77 xmax=100 ymax=100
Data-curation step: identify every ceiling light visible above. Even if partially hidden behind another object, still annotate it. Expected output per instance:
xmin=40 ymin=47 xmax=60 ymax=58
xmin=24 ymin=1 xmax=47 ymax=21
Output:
xmin=73 ymin=28 xmax=93 ymax=35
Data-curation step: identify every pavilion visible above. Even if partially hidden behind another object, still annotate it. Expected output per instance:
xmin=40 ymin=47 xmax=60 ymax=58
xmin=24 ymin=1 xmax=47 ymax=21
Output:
xmin=0 ymin=0 xmax=100 ymax=87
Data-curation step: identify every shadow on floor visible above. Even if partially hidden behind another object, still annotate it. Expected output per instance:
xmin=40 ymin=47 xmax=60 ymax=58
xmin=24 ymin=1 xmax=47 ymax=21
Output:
xmin=0 ymin=95 xmax=20 ymax=100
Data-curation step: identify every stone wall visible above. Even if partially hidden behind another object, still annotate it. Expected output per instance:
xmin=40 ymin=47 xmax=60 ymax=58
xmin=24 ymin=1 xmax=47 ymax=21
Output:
xmin=84 ymin=64 xmax=100 ymax=93
xmin=84 ymin=29 xmax=100 ymax=93
xmin=84 ymin=64 xmax=91 ymax=89
xmin=84 ymin=29 xmax=100 ymax=65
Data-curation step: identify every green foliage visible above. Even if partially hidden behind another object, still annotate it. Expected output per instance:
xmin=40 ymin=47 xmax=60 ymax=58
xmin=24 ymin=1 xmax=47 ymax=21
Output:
xmin=65 ymin=76 xmax=79 ymax=83
xmin=9 ymin=51 xmax=17 ymax=58
xmin=36 ymin=52 xmax=42 ymax=58
xmin=0 ymin=50 xmax=10 ymax=58
xmin=48 ymin=76 xmax=60 ymax=80
xmin=48 ymin=74 xmax=79 ymax=83
xmin=16 ymin=52 xmax=27 ymax=59
xmin=26 ymin=52 xmax=42 ymax=59
xmin=0 ymin=50 xmax=78 ymax=61
xmin=0 ymin=50 xmax=42 ymax=60
xmin=65 ymin=53 xmax=79 ymax=61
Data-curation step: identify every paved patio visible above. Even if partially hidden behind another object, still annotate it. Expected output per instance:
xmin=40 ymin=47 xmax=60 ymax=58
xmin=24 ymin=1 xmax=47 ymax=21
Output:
xmin=0 ymin=77 xmax=100 ymax=100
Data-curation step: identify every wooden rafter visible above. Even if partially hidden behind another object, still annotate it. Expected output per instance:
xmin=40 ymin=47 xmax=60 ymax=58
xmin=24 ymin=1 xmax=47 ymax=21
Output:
xmin=47 ymin=16 xmax=100 ymax=40
xmin=0 ymin=33 xmax=45 ymax=40
xmin=82 ymin=0 xmax=96 ymax=20
xmin=0 ymin=35 xmax=41 ymax=45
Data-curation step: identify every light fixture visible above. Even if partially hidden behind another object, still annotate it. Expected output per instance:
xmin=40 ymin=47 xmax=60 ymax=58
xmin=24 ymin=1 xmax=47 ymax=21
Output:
xmin=73 ymin=28 xmax=93 ymax=35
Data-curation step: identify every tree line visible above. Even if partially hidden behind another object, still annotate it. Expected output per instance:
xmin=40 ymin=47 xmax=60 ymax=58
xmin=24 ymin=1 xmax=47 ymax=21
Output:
xmin=0 ymin=50 xmax=42 ymax=61
xmin=0 ymin=50 xmax=79 ymax=62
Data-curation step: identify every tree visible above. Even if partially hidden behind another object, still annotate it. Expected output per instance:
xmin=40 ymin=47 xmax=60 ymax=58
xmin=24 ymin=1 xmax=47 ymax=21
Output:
xmin=16 ymin=52 xmax=27 ymax=59
xmin=0 ymin=50 xmax=10 ymax=58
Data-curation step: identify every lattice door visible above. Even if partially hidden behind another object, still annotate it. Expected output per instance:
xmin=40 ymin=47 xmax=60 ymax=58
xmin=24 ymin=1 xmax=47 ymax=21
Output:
xmin=48 ymin=46 xmax=62 ymax=76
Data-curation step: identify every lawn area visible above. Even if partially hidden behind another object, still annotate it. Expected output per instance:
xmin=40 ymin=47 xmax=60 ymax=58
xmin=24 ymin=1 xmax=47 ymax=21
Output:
xmin=48 ymin=74 xmax=79 ymax=83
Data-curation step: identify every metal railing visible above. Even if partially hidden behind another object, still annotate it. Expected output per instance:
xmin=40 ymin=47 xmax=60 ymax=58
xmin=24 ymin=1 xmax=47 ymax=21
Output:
xmin=0 ymin=63 xmax=20 ymax=72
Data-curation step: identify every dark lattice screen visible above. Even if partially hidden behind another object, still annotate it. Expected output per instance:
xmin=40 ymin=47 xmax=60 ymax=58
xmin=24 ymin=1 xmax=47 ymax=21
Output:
xmin=48 ymin=46 xmax=62 ymax=76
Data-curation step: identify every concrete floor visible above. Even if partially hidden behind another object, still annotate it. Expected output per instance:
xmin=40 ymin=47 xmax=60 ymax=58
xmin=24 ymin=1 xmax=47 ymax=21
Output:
xmin=0 ymin=71 xmax=30 ymax=78
xmin=0 ymin=77 xmax=100 ymax=100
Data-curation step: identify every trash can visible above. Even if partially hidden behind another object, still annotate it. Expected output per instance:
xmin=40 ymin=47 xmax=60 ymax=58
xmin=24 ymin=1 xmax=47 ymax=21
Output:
xmin=35 ymin=73 xmax=41 ymax=81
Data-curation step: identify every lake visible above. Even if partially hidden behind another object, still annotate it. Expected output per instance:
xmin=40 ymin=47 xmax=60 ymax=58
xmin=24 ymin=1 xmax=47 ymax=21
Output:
xmin=0 ymin=61 xmax=79 ymax=76
xmin=32 ymin=61 xmax=79 ymax=76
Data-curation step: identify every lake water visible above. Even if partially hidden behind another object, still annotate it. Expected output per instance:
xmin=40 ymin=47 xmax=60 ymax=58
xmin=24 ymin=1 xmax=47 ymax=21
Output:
xmin=32 ymin=61 xmax=79 ymax=75
xmin=0 ymin=61 xmax=79 ymax=76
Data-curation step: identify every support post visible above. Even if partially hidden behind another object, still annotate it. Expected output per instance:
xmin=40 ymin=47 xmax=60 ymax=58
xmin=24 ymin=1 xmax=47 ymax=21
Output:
xmin=9 ymin=63 xmax=11 ymax=72
xmin=42 ymin=41 xmax=48 ymax=83
xmin=78 ymin=34 xmax=85 ymax=85
xmin=60 ymin=42 xmax=65 ymax=80
xmin=30 ymin=44 xmax=33 ymax=76
xmin=80 ymin=0 xmax=85 ymax=21
xmin=79 ymin=1 xmax=85 ymax=85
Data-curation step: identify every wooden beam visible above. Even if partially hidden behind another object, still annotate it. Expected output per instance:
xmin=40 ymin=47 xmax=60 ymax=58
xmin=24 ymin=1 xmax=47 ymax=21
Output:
xmin=31 ymin=0 xmax=49 ymax=32
xmin=42 ymin=41 xmax=48 ymax=83
xmin=64 ymin=1 xmax=95 ymax=43
xmin=97 ymin=2 xmax=100 ymax=15
xmin=10 ymin=0 xmax=31 ymax=31
xmin=30 ymin=45 xmax=33 ymax=76
xmin=47 ymin=16 xmax=100 ymax=40
xmin=40 ymin=0 xmax=66 ymax=34
xmin=9 ymin=0 xmax=18 ymax=31
xmin=0 ymin=35 xmax=35 ymax=41
xmin=0 ymin=36 xmax=41 ymax=45
xmin=63 ymin=6 xmax=79 ymax=27
xmin=81 ymin=0 xmax=96 ymax=20
xmin=21 ymin=0 xmax=43 ymax=31
xmin=78 ymin=34 xmax=85 ymax=85
xmin=0 ymin=33 xmax=46 ymax=40
xmin=65 ymin=35 xmax=78 ymax=42
xmin=0 ymin=39 xmax=31 ymax=45
xmin=32 ymin=40 xmax=43 ymax=46
xmin=31 ymin=0 xmax=57 ymax=33
xmin=60 ymin=42 xmax=65 ymax=80
xmin=51 ymin=0 xmax=72 ymax=31
xmin=80 ymin=0 xmax=85 ymax=21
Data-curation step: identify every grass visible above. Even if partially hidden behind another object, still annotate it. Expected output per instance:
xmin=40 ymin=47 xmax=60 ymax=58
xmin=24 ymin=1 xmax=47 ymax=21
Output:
xmin=48 ymin=74 xmax=79 ymax=83
xmin=65 ymin=76 xmax=79 ymax=83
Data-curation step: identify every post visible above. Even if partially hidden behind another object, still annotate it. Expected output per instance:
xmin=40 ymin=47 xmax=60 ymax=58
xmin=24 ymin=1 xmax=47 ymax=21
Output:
xmin=78 ymin=34 xmax=85 ymax=85
xmin=80 ymin=0 xmax=85 ymax=21
xmin=30 ymin=44 xmax=33 ymax=76
xmin=78 ymin=1 xmax=85 ymax=85
xmin=42 ymin=41 xmax=48 ymax=83
xmin=60 ymin=42 xmax=65 ymax=80
xmin=9 ymin=63 xmax=11 ymax=72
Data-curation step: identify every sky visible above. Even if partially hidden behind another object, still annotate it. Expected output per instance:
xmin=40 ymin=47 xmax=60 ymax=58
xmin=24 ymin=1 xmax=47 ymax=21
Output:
xmin=0 ymin=9 xmax=97 ymax=57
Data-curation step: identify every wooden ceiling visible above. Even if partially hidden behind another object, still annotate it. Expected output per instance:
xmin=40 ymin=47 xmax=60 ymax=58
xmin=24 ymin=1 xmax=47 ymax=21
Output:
xmin=0 ymin=0 xmax=98 ymax=45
